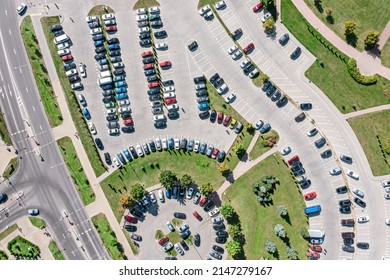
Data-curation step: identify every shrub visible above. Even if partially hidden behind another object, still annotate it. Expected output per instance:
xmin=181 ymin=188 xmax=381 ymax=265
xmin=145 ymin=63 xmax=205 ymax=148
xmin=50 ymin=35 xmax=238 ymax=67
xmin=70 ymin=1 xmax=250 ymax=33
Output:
xmin=346 ymin=58 xmax=377 ymax=85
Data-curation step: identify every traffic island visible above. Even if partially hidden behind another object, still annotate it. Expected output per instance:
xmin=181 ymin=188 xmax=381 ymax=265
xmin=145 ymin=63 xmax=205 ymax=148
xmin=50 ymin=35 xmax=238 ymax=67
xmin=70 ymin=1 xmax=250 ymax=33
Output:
xmin=7 ymin=236 xmax=41 ymax=260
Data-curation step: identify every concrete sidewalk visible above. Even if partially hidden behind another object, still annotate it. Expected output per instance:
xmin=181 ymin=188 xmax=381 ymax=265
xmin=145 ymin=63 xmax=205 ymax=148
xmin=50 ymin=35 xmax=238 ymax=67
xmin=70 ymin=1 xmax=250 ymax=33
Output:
xmin=344 ymin=104 xmax=390 ymax=120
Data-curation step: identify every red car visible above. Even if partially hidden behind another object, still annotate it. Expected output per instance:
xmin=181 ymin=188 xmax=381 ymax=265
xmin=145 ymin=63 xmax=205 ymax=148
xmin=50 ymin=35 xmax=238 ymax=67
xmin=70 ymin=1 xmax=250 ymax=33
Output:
xmin=148 ymin=81 xmax=159 ymax=88
xmin=211 ymin=148 xmax=219 ymax=159
xmin=310 ymin=244 xmax=322 ymax=252
xmin=165 ymin=97 xmax=177 ymax=105
xmin=243 ymin=43 xmax=254 ymax=54
xmin=304 ymin=191 xmax=317 ymax=201
xmin=62 ymin=54 xmax=73 ymax=62
xmin=217 ymin=112 xmax=224 ymax=124
xmin=141 ymin=50 xmax=153 ymax=58
xmin=106 ymin=26 xmax=117 ymax=32
xmin=288 ymin=155 xmax=299 ymax=165
xmin=307 ymin=252 xmax=320 ymax=259
xmin=199 ymin=197 xmax=207 ymax=207
xmin=193 ymin=211 xmax=203 ymax=221
xmin=143 ymin=63 xmax=154 ymax=70
xmin=252 ymin=3 xmax=263 ymax=12
xmin=123 ymin=119 xmax=133 ymax=126
xmin=124 ymin=215 xmax=137 ymax=223
xmin=223 ymin=115 xmax=231 ymax=126
xmin=159 ymin=236 xmax=169 ymax=246
xmin=159 ymin=61 xmax=172 ymax=68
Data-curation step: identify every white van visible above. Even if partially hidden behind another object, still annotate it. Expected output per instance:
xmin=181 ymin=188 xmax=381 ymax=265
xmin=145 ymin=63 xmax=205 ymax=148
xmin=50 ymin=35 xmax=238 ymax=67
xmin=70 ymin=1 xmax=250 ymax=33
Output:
xmin=98 ymin=70 xmax=112 ymax=79
xmin=53 ymin=34 xmax=69 ymax=45
xmin=98 ymin=77 xmax=112 ymax=86
xmin=309 ymin=229 xmax=325 ymax=239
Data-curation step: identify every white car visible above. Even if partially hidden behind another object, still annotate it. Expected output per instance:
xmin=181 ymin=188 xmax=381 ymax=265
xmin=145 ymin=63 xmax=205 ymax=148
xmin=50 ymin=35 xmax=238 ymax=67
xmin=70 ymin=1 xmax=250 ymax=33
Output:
xmin=86 ymin=16 xmax=99 ymax=22
xmin=211 ymin=216 xmax=224 ymax=224
xmin=194 ymin=140 xmax=200 ymax=153
xmin=198 ymin=5 xmax=211 ymax=16
xmin=166 ymin=221 xmax=175 ymax=232
xmin=16 ymin=3 xmax=27 ymax=15
xmin=136 ymin=15 xmax=148 ymax=22
xmin=71 ymin=83 xmax=83 ymax=90
xmin=149 ymin=7 xmax=160 ymax=13
xmin=156 ymin=42 xmax=167 ymax=50
xmin=217 ymin=84 xmax=228 ymax=94
xmin=195 ymin=83 xmax=206 ymax=90
xmin=227 ymin=45 xmax=238 ymax=55
xmin=240 ymin=58 xmax=251 ymax=69
xmin=254 ymin=120 xmax=264 ymax=130
xmin=107 ymin=128 xmax=119 ymax=135
xmin=163 ymin=86 xmax=175 ymax=93
xmin=113 ymin=62 xmax=124 ymax=69
xmin=385 ymin=187 xmax=390 ymax=193
xmin=174 ymin=244 xmax=184 ymax=256
xmin=187 ymin=187 xmax=194 ymax=199
xmin=346 ymin=170 xmax=359 ymax=180
xmin=158 ymin=189 xmax=164 ymax=202
xmin=155 ymin=138 xmax=162 ymax=151
xmin=193 ymin=192 xmax=201 ymax=204
xmin=163 ymin=242 xmax=173 ymax=252
xmin=385 ymin=193 xmax=390 ymax=199
xmin=249 ymin=69 xmax=259 ymax=78
xmin=136 ymin=8 xmax=146 ymax=15
xmin=139 ymin=27 xmax=149 ymax=33
xmin=280 ymin=146 xmax=291 ymax=156
xmin=149 ymin=192 xmax=157 ymax=204
xmin=102 ymin=13 xmax=115 ymax=20
xmin=209 ymin=207 xmax=220 ymax=217
xmin=382 ymin=180 xmax=390 ymax=187
xmin=57 ymin=42 xmax=71 ymax=50
xmin=261 ymin=12 xmax=272 ymax=23
xmin=357 ymin=216 xmax=370 ymax=223
xmin=136 ymin=144 xmax=144 ymax=156
xmin=204 ymin=10 xmax=214 ymax=19
xmin=352 ymin=187 xmax=364 ymax=198
xmin=153 ymin=115 xmax=166 ymax=122
xmin=386 ymin=219 xmax=390 ymax=226
xmin=174 ymin=138 xmax=180 ymax=150
xmin=90 ymin=28 xmax=102 ymax=35
xmin=79 ymin=64 xmax=86 ymax=78
xmin=113 ymin=157 xmax=121 ymax=168
xmin=178 ymin=223 xmax=189 ymax=233
xmin=118 ymin=100 xmax=130 ymax=107
xmin=88 ymin=122 xmax=97 ymax=135
xmin=214 ymin=0 xmax=226 ymax=10
xmin=167 ymin=104 xmax=179 ymax=111
xmin=65 ymin=69 xmax=77 ymax=77
xmin=307 ymin=128 xmax=318 ymax=137
xmin=163 ymin=92 xmax=176 ymax=99
xmin=58 ymin=49 xmax=70 ymax=56
xmin=225 ymin=92 xmax=236 ymax=103
xmin=104 ymin=19 xmax=116 ymax=26
xmin=329 ymin=167 xmax=342 ymax=175
xmin=106 ymin=108 xmax=116 ymax=115
xmin=231 ymin=49 xmax=242 ymax=60
xmin=118 ymin=107 xmax=131 ymax=114
xmin=161 ymin=138 xmax=168 ymax=150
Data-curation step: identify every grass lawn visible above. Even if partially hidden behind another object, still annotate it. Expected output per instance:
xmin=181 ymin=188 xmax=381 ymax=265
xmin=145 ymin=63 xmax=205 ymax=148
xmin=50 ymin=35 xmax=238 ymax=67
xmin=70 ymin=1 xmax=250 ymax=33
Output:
xmin=133 ymin=0 xmax=160 ymax=10
xmin=155 ymin=229 xmax=164 ymax=239
xmin=282 ymin=0 xmax=390 ymax=113
xmin=57 ymin=137 xmax=95 ymax=205
xmin=7 ymin=236 xmax=40 ymax=259
xmin=0 ymin=110 xmax=11 ymax=145
xmin=167 ymin=231 xmax=181 ymax=245
xmin=381 ymin=39 xmax=390 ymax=68
xmin=122 ymin=229 xmax=139 ymax=255
xmin=0 ymin=250 xmax=8 ymax=260
xmin=20 ymin=16 xmax=63 ymax=127
xmin=28 ymin=217 xmax=46 ymax=229
xmin=252 ymin=74 xmax=263 ymax=88
xmin=171 ymin=218 xmax=183 ymax=227
xmin=348 ymin=110 xmax=390 ymax=176
xmin=223 ymin=153 xmax=308 ymax=260
xmin=48 ymin=240 xmax=65 ymax=260
xmin=249 ymin=130 xmax=279 ymax=160
xmin=198 ymin=0 xmax=218 ymax=9
xmin=91 ymin=213 xmax=125 ymax=260
xmin=88 ymin=5 xmax=114 ymax=16
xmin=0 ymin=224 xmax=19 ymax=241
xmin=101 ymin=151 xmax=224 ymax=222
xmin=303 ymin=0 xmax=390 ymax=51
xmin=40 ymin=16 xmax=107 ymax=177
xmin=2 ymin=157 xmax=18 ymax=180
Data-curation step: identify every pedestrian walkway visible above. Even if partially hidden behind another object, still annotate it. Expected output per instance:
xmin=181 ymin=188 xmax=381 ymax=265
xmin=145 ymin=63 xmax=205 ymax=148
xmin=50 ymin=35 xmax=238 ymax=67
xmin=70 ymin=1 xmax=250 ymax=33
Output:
xmin=378 ymin=21 xmax=390 ymax=50
xmin=344 ymin=104 xmax=390 ymax=120
xmin=289 ymin=0 xmax=390 ymax=79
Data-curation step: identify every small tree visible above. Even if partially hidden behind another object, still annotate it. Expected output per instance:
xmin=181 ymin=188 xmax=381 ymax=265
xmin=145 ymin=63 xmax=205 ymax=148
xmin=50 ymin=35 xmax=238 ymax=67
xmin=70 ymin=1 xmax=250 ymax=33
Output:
xmin=273 ymin=224 xmax=286 ymax=238
xmin=261 ymin=73 xmax=269 ymax=83
xmin=227 ymin=224 xmax=241 ymax=240
xmin=220 ymin=204 xmax=235 ymax=219
xmin=277 ymin=205 xmax=288 ymax=217
xmin=119 ymin=193 xmax=135 ymax=209
xmin=200 ymin=183 xmax=214 ymax=197
xmin=344 ymin=20 xmax=356 ymax=35
xmin=264 ymin=0 xmax=275 ymax=8
xmin=265 ymin=240 xmax=277 ymax=254
xmin=180 ymin=174 xmax=192 ymax=189
xmin=225 ymin=240 xmax=242 ymax=257
xmin=263 ymin=18 xmax=275 ymax=32
xmin=130 ymin=183 xmax=145 ymax=201
xmin=325 ymin=7 xmax=332 ymax=16
xmin=159 ymin=170 xmax=177 ymax=189
xmin=300 ymin=228 xmax=309 ymax=239
xmin=218 ymin=161 xmax=231 ymax=176
xmin=286 ymin=246 xmax=299 ymax=260
xmin=234 ymin=143 xmax=246 ymax=158
xmin=364 ymin=30 xmax=380 ymax=50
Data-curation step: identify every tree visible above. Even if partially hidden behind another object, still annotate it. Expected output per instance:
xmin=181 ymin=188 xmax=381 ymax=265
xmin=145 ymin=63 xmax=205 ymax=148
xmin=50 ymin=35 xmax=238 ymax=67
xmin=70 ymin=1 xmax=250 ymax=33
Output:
xmin=159 ymin=170 xmax=177 ymax=189
xmin=180 ymin=174 xmax=192 ymax=189
xmin=364 ymin=30 xmax=380 ymax=50
xmin=218 ymin=161 xmax=231 ymax=176
xmin=220 ymin=204 xmax=235 ymax=219
xmin=264 ymin=240 xmax=277 ymax=254
xmin=264 ymin=0 xmax=275 ymax=8
xmin=273 ymin=224 xmax=286 ymax=238
xmin=130 ymin=184 xmax=145 ymax=201
xmin=200 ymin=183 xmax=214 ymax=197
xmin=325 ymin=7 xmax=332 ymax=16
xmin=277 ymin=205 xmax=288 ymax=217
xmin=300 ymin=228 xmax=309 ymax=239
xmin=344 ymin=20 xmax=356 ymax=35
xmin=263 ymin=18 xmax=275 ymax=32
xmin=286 ymin=246 xmax=299 ymax=260
xmin=119 ymin=193 xmax=135 ymax=209
xmin=225 ymin=240 xmax=242 ymax=257
xmin=227 ymin=224 xmax=241 ymax=240
xmin=234 ymin=143 xmax=246 ymax=158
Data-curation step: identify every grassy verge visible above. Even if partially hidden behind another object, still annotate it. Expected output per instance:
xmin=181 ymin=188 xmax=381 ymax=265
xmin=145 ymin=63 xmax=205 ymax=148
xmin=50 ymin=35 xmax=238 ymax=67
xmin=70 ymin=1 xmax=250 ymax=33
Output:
xmin=122 ymin=229 xmax=139 ymax=255
xmin=382 ymin=39 xmax=390 ymax=69
xmin=249 ymin=130 xmax=279 ymax=160
xmin=155 ymin=229 xmax=164 ymax=239
xmin=57 ymin=137 xmax=95 ymax=205
xmin=252 ymin=75 xmax=263 ymax=88
xmin=303 ymin=0 xmax=390 ymax=51
xmin=101 ymin=151 xmax=224 ymax=222
xmin=40 ymin=16 xmax=107 ymax=177
xmin=0 ymin=224 xmax=19 ymax=241
xmin=0 ymin=111 xmax=12 ymax=145
xmin=2 ymin=157 xmax=18 ymax=180
xmin=133 ymin=0 xmax=160 ymax=10
xmin=48 ymin=240 xmax=65 ymax=260
xmin=282 ymin=0 xmax=390 ymax=113
xmin=28 ymin=217 xmax=46 ymax=229
xmin=167 ymin=231 xmax=181 ymax=245
xmin=20 ymin=16 xmax=63 ymax=127
xmin=91 ymin=213 xmax=126 ymax=260
xmin=198 ymin=0 xmax=218 ymax=9
xmin=0 ymin=250 xmax=8 ymax=260
xmin=171 ymin=218 xmax=182 ymax=227
xmin=88 ymin=5 xmax=114 ymax=16
xmin=223 ymin=153 xmax=308 ymax=260
xmin=348 ymin=110 xmax=390 ymax=176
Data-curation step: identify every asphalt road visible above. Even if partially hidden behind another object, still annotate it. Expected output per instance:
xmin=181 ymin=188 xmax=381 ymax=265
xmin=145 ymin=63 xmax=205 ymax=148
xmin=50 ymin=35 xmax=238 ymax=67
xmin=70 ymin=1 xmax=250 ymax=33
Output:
xmin=0 ymin=0 xmax=108 ymax=260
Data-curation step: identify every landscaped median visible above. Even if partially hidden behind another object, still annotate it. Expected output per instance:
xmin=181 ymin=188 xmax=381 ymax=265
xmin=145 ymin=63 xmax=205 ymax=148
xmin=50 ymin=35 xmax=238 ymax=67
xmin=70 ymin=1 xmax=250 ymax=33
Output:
xmin=0 ymin=110 xmax=12 ymax=145
xmin=48 ymin=240 xmax=65 ymax=260
xmin=40 ymin=16 xmax=107 ymax=177
xmin=133 ymin=0 xmax=160 ymax=10
xmin=2 ymin=157 xmax=19 ymax=180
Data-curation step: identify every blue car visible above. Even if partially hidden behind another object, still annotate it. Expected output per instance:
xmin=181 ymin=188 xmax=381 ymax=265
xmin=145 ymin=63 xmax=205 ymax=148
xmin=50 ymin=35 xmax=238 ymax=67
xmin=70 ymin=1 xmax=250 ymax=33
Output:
xmin=198 ymin=103 xmax=209 ymax=111
xmin=172 ymin=187 xmax=178 ymax=199
xmin=82 ymin=108 xmax=91 ymax=120
xmin=116 ymin=93 xmax=128 ymax=100
xmin=123 ymin=149 xmax=132 ymax=161
xmin=115 ymin=87 xmax=127 ymax=94
xmin=168 ymin=138 xmax=174 ymax=149
xmin=165 ymin=188 xmax=171 ymax=199
xmin=101 ymin=84 xmax=113 ymax=90
xmin=108 ymin=44 xmax=120 ymax=50
xmin=137 ymin=201 xmax=146 ymax=212
xmin=117 ymin=152 xmax=126 ymax=164
xmin=259 ymin=123 xmax=271 ymax=134
xmin=200 ymin=143 xmax=207 ymax=154
xmin=94 ymin=40 xmax=104 ymax=47
xmin=115 ymin=81 xmax=127 ymax=88
xmin=98 ymin=59 xmax=108 ymax=65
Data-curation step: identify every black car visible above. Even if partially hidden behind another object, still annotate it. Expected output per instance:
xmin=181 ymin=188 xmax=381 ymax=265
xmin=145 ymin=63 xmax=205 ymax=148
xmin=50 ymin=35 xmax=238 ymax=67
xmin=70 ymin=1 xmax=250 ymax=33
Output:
xmin=68 ymin=75 xmax=80 ymax=83
xmin=339 ymin=199 xmax=351 ymax=207
xmin=131 ymin=234 xmax=142 ymax=241
xmin=354 ymin=197 xmax=366 ymax=208
xmin=147 ymin=88 xmax=160 ymax=95
xmin=64 ymin=62 xmax=76 ymax=71
xmin=102 ymin=96 xmax=115 ymax=103
xmin=95 ymin=46 xmax=106 ymax=53
xmin=196 ymin=89 xmax=208 ymax=97
xmin=356 ymin=242 xmax=369 ymax=249
xmin=50 ymin=24 xmax=62 ymax=32
xmin=213 ymin=77 xmax=224 ymax=88
xmin=113 ymin=69 xmax=125 ymax=76
xmin=215 ymin=237 xmax=227 ymax=244
xmin=102 ymin=91 xmax=114 ymax=97
xmin=194 ymin=233 xmax=200 ymax=247
xmin=271 ymin=90 xmax=281 ymax=102
xmin=279 ymin=33 xmax=290 ymax=46
xmin=266 ymin=85 xmax=276 ymax=97
xmin=276 ymin=95 xmax=288 ymax=107
xmin=144 ymin=69 xmax=156 ymax=76
xmin=95 ymin=138 xmax=104 ymax=150
xmin=124 ymin=225 xmax=137 ymax=232
xmin=212 ymin=245 xmax=224 ymax=254
xmin=168 ymin=111 xmax=179 ymax=119
xmin=109 ymin=50 xmax=121 ymax=57
xmin=340 ymin=155 xmax=353 ymax=164
xmin=139 ymin=33 xmax=150 ymax=40
xmin=0 ymin=193 xmax=8 ymax=203
xmin=53 ymin=30 xmax=65 ymax=37
xmin=162 ymin=80 xmax=174 ymax=86
xmin=210 ymin=73 xmax=220 ymax=85
xmin=339 ymin=206 xmax=351 ymax=214
xmin=104 ymin=152 xmax=111 ymax=164
xmin=180 ymin=230 xmax=191 ymax=240
xmin=150 ymin=20 xmax=163 ymax=27
xmin=143 ymin=56 xmax=155 ymax=64
xmin=147 ymin=75 xmax=158 ymax=82
xmin=300 ymin=103 xmax=312 ymax=110
xmin=174 ymin=212 xmax=186 ymax=219
xmin=262 ymin=80 xmax=272 ymax=91
xmin=193 ymin=75 xmax=206 ymax=84
xmin=343 ymin=238 xmax=354 ymax=246
xmin=188 ymin=41 xmax=198 ymax=51
xmin=180 ymin=240 xmax=189 ymax=251
xmin=295 ymin=112 xmax=306 ymax=122
xmin=121 ymin=112 xmax=132 ymax=120
xmin=217 ymin=151 xmax=226 ymax=162
xmin=320 ymin=149 xmax=332 ymax=158
xmin=149 ymin=140 xmax=156 ymax=152
xmin=107 ymin=38 xmax=119 ymax=45
xmin=92 ymin=33 xmax=104 ymax=41
xmin=180 ymin=138 xmax=188 ymax=150
xmin=314 ymin=137 xmax=326 ymax=148
xmin=342 ymin=245 xmax=355 ymax=253
xmin=129 ymin=146 xmax=138 ymax=158
xmin=209 ymin=250 xmax=222 ymax=260
xmin=154 ymin=30 xmax=167 ymax=38
xmin=88 ymin=21 xmax=100 ymax=29
xmin=130 ymin=208 xmax=143 ymax=219
xmin=231 ymin=28 xmax=242 ymax=40
xmin=203 ymin=200 xmax=214 ymax=212
xmin=209 ymin=110 xmax=217 ymax=122
xmin=213 ymin=223 xmax=226 ymax=231
xmin=106 ymin=115 xmax=118 ymax=121
xmin=199 ymin=110 xmax=210 ymax=119
xmin=94 ymin=53 xmax=106 ymax=60
xmin=290 ymin=47 xmax=302 ymax=60
xmin=243 ymin=65 xmax=255 ymax=75
xmin=299 ymin=179 xmax=311 ymax=189
xmin=139 ymin=39 xmax=151 ymax=47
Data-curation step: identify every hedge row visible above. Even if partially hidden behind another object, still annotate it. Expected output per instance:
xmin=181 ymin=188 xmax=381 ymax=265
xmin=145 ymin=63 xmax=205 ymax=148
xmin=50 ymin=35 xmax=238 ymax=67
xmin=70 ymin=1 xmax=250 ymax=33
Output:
xmin=346 ymin=58 xmax=377 ymax=85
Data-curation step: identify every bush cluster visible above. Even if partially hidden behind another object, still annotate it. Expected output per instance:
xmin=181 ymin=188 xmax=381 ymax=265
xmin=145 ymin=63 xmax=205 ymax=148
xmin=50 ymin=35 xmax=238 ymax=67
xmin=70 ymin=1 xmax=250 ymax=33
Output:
xmin=346 ymin=59 xmax=377 ymax=85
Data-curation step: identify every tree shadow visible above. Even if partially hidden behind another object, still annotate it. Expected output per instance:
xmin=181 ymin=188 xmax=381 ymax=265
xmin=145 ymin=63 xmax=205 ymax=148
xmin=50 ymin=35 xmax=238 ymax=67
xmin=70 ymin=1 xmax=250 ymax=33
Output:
xmin=326 ymin=15 xmax=334 ymax=24
xmin=346 ymin=33 xmax=358 ymax=47
xmin=281 ymin=235 xmax=291 ymax=247
xmin=282 ymin=213 xmax=291 ymax=226
xmin=366 ymin=46 xmax=381 ymax=58
xmin=314 ymin=0 xmax=324 ymax=13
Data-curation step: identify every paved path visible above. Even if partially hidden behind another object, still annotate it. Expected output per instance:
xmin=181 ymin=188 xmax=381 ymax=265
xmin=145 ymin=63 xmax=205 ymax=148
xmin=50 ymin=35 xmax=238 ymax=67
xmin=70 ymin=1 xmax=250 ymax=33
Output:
xmin=378 ymin=20 xmax=390 ymax=50
xmin=344 ymin=104 xmax=390 ymax=120
xmin=290 ymin=0 xmax=390 ymax=79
